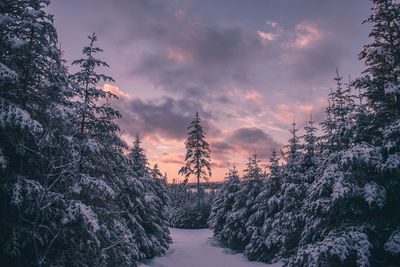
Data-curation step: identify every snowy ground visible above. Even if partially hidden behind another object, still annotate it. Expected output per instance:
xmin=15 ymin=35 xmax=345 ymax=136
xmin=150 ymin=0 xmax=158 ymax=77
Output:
xmin=140 ymin=228 xmax=282 ymax=267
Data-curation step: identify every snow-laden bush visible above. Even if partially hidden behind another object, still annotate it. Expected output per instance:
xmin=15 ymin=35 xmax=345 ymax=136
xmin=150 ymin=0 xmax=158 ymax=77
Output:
xmin=169 ymin=186 xmax=213 ymax=229
xmin=290 ymin=227 xmax=372 ymax=267
xmin=385 ymin=230 xmax=400 ymax=257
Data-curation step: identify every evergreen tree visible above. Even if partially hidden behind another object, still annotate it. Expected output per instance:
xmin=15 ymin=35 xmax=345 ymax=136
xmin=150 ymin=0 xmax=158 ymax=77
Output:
xmin=151 ymin=163 xmax=163 ymax=180
xmin=1 ymin=2 xmax=172 ymax=265
xmin=124 ymin=136 xmax=171 ymax=261
xmin=244 ymin=149 xmax=282 ymax=262
xmin=0 ymin=1 xmax=77 ymax=265
xmin=291 ymin=60 xmax=393 ymax=266
xmin=302 ymin=116 xmax=318 ymax=170
xmin=63 ymin=33 xmax=130 ymax=266
xmin=179 ymin=112 xmax=211 ymax=199
xmin=209 ymin=165 xmax=241 ymax=241
xmin=352 ymin=0 xmax=400 ymax=263
xmin=259 ymin=123 xmax=305 ymax=263
xmin=70 ymin=32 xmax=119 ymax=135
xmin=221 ymin=154 xmax=265 ymax=251
xmin=128 ymin=134 xmax=150 ymax=178
xmin=137 ymin=176 xmax=172 ymax=260
xmin=329 ymin=71 xmax=356 ymax=150
xmin=289 ymin=71 xmax=368 ymax=266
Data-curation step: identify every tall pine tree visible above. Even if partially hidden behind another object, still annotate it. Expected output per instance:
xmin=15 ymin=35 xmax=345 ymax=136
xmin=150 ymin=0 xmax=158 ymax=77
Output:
xmin=128 ymin=134 xmax=150 ymax=178
xmin=209 ymin=165 xmax=241 ymax=242
xmin=244 ymin=149 xmax=282 ymax=262
xmin=0 ymin=1 xmax=78 ymax=265
xmin=179 ymin=112 xmax=211 ymax=200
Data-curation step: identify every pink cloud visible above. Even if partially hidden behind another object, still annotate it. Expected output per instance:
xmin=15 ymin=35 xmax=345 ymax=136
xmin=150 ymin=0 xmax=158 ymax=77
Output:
xmin=266 ymin=20 xmax=278 ymax=28
xmin=166 ymin=47 xmax=192 ymax=63
xmin=257 ymin=30 xmax=279 ymax=41
xmin=286 ymin=21 xmax=324 ymax=49
xmin=258 ymin=20 xmax=283 ymax=42
xmin=298 ymin=104 xmax=314 ymax=113
xmin=103 ymin=84 xmax=131 ymax=99
xmin=275 ymin=104 xmax=294 ymax=124
xmin=244 ymin=90 xmax=264 ymax=108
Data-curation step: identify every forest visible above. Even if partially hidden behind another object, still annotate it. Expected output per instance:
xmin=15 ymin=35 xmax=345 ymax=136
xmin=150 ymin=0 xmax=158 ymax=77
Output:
xmin=1 ymin=0 xmax=400 ymax=266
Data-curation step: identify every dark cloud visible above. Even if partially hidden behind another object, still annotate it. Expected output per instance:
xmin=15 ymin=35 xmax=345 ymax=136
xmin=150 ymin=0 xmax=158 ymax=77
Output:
xmin=131 ymin=24 xmax=262 ymax=98
xmin=281 ymin=33 xmax=346 ymax=85
xmin=229 ymin=127 xmax=281 ymax=158
xmin=116 ymin=95 xmax=212 ymax=141
xmin=211 ymin=141 xmax=235 ymax=152
xmin=76 ymin=0 xmax=264 ymax=99
xmin=293 ymin=47 xmax=342 ymax=83
xmin=211 ymin=127 xmax=281 ymax=168
xmin=50 ymin=0 xmax=370 ymax=104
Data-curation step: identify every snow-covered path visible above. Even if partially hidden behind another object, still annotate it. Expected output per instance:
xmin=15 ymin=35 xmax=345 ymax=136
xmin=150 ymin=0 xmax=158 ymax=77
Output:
xmin=140 ymin=228 xmax=282 ymax=267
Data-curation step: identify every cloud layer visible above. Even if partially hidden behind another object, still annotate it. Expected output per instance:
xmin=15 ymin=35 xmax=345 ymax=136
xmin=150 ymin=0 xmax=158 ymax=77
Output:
xmin=49 ymin=0 xmax=372 ymax=180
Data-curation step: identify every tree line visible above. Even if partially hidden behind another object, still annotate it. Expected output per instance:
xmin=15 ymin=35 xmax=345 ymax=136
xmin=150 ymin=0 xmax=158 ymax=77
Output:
xmin=0 ymin=1 xmax=171 ymax=266
xmin=209 ymin=0 xmax=400 ymax=266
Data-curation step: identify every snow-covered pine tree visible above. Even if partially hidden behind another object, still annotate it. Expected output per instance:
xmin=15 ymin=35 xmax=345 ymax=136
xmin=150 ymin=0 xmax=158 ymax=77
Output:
xmin=1 ymin=2 xmax=171 ymax=265
xmin=352 ymin=0 xmax=400 ymax=263
xmin=209 ymin=165 xmax=241 ymax=242
xmin=151 ymin=163 xmax=163 ymax=180
xmin=168 ymin=112 xmax=214 ymax=227
xmin=244 ymin=149 xmax=282 ymax=262
xmin=290 ymin=75 xmax=375 ymax=265
xmin=254 ymin=122 xmax=305 ymax=263
xmin=302 ymin=116 xmax=319 ymax=171
xmin=71 ymin=32 xmax=118 ymax=135
xmin=137 ymin=175 xmax=172 ymax=260
xmin=65 ymin=33 xmax=142 ymax=266
xmin=179 ymin=112 xmax=211 ymax=200
xmin=329 ymin=71 xmax=356 ymax=151
xmin=128 ymin=133 xmax=151 ymax=178
xmin=0 ymin=1 xmax=80 ymax=265
xmin=125 ymin=135 xmax=171 ymax=261
xmin=220 ymin=153 xmax=265 ymax=251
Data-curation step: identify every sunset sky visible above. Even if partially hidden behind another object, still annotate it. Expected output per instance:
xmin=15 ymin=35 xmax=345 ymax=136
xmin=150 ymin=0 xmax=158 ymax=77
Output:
xmin=48 ymin=0 xmax=372 ymax=182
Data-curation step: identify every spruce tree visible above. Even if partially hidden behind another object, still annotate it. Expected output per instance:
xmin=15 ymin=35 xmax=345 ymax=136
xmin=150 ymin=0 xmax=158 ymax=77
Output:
xmin=125 ymin=135 xmax=171 ymax=260
xmin=221 ymin=153 xmax=265 ymax=251
xmin=66 ymin=33 xmax=141 ymax=266
xmin=209 ymin=165 xmax=241 ymax=242
xmin=1 ymin=2 xmax=172 ymax=265
xmin=0 ymin=1 xmax=77 ymax=265
xmin=179 ymin=112 xmax=211 ymax=200
xmin=259 ymin=123 xmax=305 ymax=263
xmin=70 ymin=32 xmax=119 ymax=135
xmin=151 ymin=163 xmax=163 ymax=180
xmin=244 ymin=149 xmax=282 ymax=262
xmin=291 ymin=72 xmax=382 ymax=265
xmin=128 ymin=134 xmax=150 ymax=178
xmin=302 ymin=116 xmax=318 ymax=170
xmin=352 ymin=0 xmax=400 ymax=263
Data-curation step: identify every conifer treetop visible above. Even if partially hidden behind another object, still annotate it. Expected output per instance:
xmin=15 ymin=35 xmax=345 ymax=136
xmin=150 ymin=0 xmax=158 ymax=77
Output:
xmin=129 ymin=133 xmax=150 ymax=178
xmin=179 ymin=112 xmax=211 ymax=184
xmin=354 ymin=0 xmax=400 ymax=116
xmin=226 ymin=164 xmax=240 ymax=182
xmin=71 ymin=32 xmax=121 ymax=135
xmin=243 ymin=153 xmax=264 ymax=181
xmin=72 ymin=32 xmax=115 ymax=87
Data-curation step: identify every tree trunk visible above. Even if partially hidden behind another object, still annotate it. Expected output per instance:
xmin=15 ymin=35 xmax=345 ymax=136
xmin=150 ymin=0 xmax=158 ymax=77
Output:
xmin=197 ymin=171 xmax=200 ymax=207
